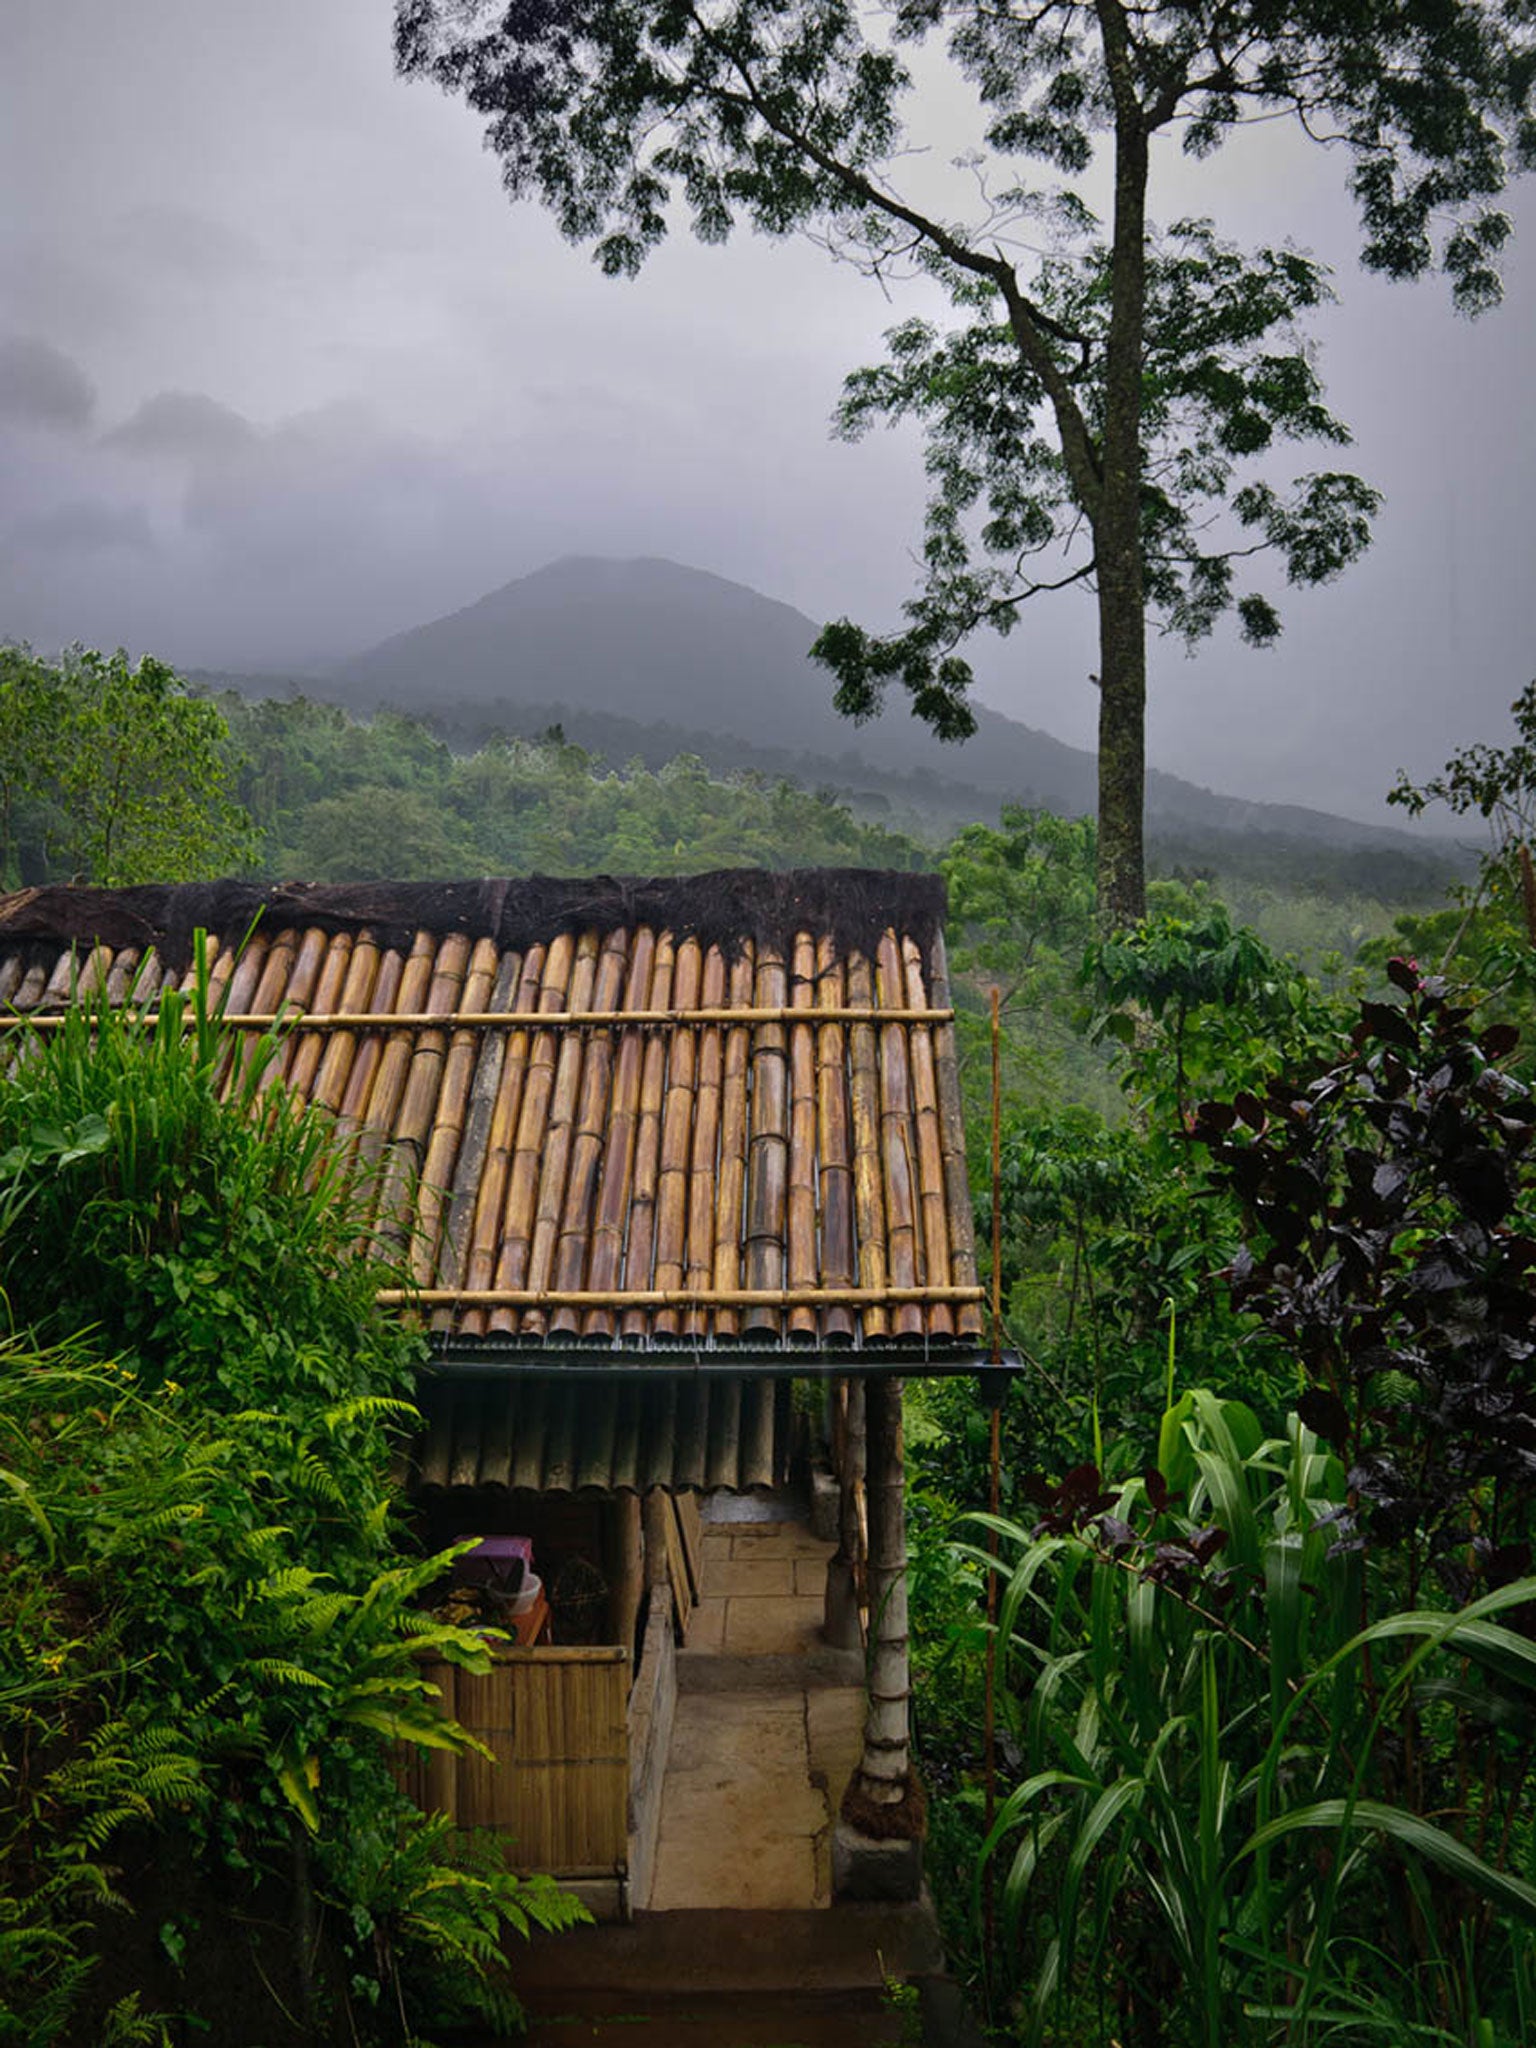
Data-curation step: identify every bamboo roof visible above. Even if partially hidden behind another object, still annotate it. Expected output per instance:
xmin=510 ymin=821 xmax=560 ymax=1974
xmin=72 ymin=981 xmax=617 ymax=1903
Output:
xmin=0 ymin=872 xmax=984 ymax=1361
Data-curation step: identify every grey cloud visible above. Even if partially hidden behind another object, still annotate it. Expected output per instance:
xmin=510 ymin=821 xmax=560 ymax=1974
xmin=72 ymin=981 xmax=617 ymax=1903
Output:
xmin=0 ymin=335 xmax=95 ymax=431
xmin=103 ymin=390 xmax=258 ymax=459
xmin=113 ymin=203 xmax=268 ymax=282
xmin=9 ymin=500 xmax=156 ymax=556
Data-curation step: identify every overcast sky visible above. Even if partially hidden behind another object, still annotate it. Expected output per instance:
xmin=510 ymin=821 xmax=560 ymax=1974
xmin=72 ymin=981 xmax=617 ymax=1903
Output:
xmin=3 ymin=0 xmax=1533 ymax=826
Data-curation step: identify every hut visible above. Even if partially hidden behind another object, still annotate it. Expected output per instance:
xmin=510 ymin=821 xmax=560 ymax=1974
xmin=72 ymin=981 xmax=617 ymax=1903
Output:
xmin=0 ymin=870 xmax=999 ymax=1914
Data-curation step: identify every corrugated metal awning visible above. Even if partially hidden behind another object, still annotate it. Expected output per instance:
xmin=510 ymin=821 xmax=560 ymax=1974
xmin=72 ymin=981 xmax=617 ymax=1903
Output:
xmin=408 ymin=1373 xmax=792 ymax=1496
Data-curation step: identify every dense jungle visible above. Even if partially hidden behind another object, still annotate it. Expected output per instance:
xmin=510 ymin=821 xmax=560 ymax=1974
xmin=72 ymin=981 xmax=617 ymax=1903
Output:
xmin=1 ymin=648 xmax=1534 ymax=2044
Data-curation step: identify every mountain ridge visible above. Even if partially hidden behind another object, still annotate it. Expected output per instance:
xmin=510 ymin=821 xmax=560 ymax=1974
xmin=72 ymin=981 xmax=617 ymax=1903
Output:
xmin=327 ymin=554 xmax=1441 ymax=866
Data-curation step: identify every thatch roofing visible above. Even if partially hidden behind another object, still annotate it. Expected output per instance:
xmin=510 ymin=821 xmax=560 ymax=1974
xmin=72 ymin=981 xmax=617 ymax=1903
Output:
xmin=0 ymin=871 xmax=984 ymax=1363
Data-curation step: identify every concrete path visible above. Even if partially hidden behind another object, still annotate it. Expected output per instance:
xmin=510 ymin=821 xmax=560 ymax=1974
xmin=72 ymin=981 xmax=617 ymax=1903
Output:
xmin=650 ymin=1514 xmax=866 ymax=1911
xmin=510 ymin=1496 xmax=949 ymax=2047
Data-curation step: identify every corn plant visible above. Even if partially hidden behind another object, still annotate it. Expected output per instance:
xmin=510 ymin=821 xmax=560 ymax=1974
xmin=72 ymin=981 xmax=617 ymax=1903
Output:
xmin=973 ymin=1390 xmax=1536 ymax=2047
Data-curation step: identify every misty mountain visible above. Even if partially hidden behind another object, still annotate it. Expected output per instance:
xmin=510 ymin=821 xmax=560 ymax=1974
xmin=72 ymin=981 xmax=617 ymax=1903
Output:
xmin=326 ymin=556 xmax=1460 ymax=895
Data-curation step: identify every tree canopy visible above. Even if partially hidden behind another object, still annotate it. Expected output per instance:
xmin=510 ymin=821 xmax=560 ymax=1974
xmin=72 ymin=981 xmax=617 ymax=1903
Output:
xmin=0 ymin=646 xmax=255 ymax=887
xmin=396 ymin=0 xmax=1536 ymax=924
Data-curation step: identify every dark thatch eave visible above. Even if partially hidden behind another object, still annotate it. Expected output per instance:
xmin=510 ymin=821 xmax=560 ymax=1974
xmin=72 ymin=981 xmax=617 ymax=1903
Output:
xmin=0 ymin=869 xmax=946 ymax=980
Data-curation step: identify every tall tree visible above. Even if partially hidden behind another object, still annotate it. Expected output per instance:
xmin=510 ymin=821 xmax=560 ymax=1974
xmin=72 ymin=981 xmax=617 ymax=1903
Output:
xmin=395 ymin=0 xmax=1534 ymax=925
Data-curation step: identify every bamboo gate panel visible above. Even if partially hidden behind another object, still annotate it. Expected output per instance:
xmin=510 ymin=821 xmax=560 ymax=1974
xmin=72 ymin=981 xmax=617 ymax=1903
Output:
xmin=404 ymin=1647 xmax=629 ymax=1877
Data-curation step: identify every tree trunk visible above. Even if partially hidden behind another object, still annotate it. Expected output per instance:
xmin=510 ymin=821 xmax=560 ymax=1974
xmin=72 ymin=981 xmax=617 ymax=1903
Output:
xmin=845 ymin=1373 xmax=911 ymax=1809
xmin=1093 ymin=0 xmax=1151 ymax=931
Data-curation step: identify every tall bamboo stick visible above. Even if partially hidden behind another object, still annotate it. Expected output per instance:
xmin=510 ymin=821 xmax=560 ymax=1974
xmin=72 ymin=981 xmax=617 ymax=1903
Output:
xmin=683 ymin=945 xmax=726 ymax=1341
xmin=620 ymin=933 xmax=675 ymax=1344
xmin=787 ymin=929 xmax=819 ymax=1343
xmin=652 ymin=936 xmax=702 ymax=1340
xmin=928 ymin=930 xmax=984 ymax=1342
xmin=583 ymin=927 xmax=654 ymax=1344
xmin=901 ymin=933 xmax=953 ymax=1341
xmin=523 ymin=931 xmax=601 ymax=1338
xmin=846 ymin=951 xmax=890 ymax=1344
xmin=441 ymin=947 xmax=530 ymax=1339
xmin=550 ymin=927 xmax=629 ymax=1339
xmin=334 ymin=944 xmax=406 ymax=1142
xmin=844 ymin=1375 xmax=913 ymax=1812
xmin=271 ymin=927 xmax=335 ymax=1093
xmin=377 ymin=932 xmax=472 ymax=1258
xmin=876 ymin=932 xmax=923 ymax=1343
xmin=309 ymin=935 xmax=382 ymax=1116
xmin=815 ymin=934 xmax=856 ymax=1346
xmin=491 ymin=933 xmax=576 ymax=1339
xmin=744 ymin=944 xmax=788 ymax=1342
xmin=710 ymin=945 xmax=755 ymax=1343
xmin=412 ymin=935 xmax=501 ymax=1285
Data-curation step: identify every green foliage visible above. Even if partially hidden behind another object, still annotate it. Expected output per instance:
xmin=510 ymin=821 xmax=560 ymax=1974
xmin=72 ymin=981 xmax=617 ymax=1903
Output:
xmin=219 ymin=693 xmax=926 ymax=880
xmin=0 ymin=967 xmax=585 ymax=2042
xmin=974 ymin=1393 xmax=1536 ymax=2046
xmin=0 ymin=954 xmax=418 ymax=1415
xmin=0 ymin=646 xmax=255 ymax=887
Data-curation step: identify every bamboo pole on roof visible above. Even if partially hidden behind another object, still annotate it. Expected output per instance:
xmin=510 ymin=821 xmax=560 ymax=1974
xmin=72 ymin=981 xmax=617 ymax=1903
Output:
xmin=875 ymin=932 xmax=924 ymax=1343
xmin=347 ymin=937 xmax=437 ymax=1244
xmin=411 ymin=935 xmax=500 ymax=1286
xmin=620 ymin=933 xmax=675 ymax=1344
xmin=744 ymin=945 xmax=789 ymax=1342
xmin=210 ymin=937 xmax=270 ymax=1105
xmin=710 ymin=946 xmax=755 ymax=1342
xmin=928 ymin=931 xmax=984 ymax=1341
xmin=683 ymin=945 xmax=726 ymax=1342
xmin=268 ymin=928 xmax=332 ymax=1091
xmin=652 ymin=936 xmax=702 ymax=1340
xmin=846 ymin=952 xmax=890 ymax=1343
xmin=435 ymin=948 xmax=527 ymax=1337
xmin=308 ymin=935 xmax=382 ymax=1115
xmin=523 ymin=930 xmax=601 ymax=1340
xmin=786 ymin=930 xmax=819 ymax=1344
xmin=583 ymin=926 xmax=653 ymax=1344
xmin=333 ymin=945 xmax=405 ymax=1141
xmin=377 ymin=932 xmax=472 ymax=1256
xmin=550 ymin=928 xmax=629 ymax=1339
xmin=284 ymin=933 xmax=353 ymax=1099
xmin=901 ymin=932 xmax=954 ymax=1341
xmin=240 ymin=926 xmax=299 ymax=1096
xmin=490 ymin=934 xmax=576 ymax=1339
xmin=0 ymin=952 xmax=26 ymax=1009
xmin=99 ymin=946 xmax=139 ymax=1005
xmin=815 ymin=935 xmax=856 ymax=1347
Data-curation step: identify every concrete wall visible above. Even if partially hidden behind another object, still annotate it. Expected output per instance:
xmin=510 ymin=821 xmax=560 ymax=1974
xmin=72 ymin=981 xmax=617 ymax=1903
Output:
xmin=625 ymin=1585 xmax=679 ymax=1913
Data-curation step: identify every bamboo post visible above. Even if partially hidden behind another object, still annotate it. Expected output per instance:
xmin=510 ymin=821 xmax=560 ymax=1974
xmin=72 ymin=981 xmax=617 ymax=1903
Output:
xmin=843 ymin=1375 xmax=913 ymax=1815
xmin=608 ymin=1493 xmax=645 ymax=1667
xmin=824 ymin=1375 xmax=865 ymax=1652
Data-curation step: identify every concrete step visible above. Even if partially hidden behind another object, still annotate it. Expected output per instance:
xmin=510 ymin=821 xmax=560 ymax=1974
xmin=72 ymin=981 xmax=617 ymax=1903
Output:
xmin=510 ymin=1902 xmax=945 ymax=1998
xmin=677 ymin=1646 xmax=866 ymax=1693
xmin=517 ymin=1985 xmax=907 ymax=2046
